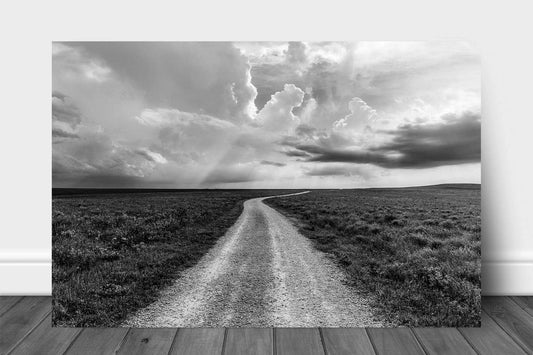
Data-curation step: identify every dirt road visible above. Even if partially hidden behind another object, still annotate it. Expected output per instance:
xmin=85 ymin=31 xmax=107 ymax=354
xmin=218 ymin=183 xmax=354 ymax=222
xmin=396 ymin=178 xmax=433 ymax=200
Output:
xmin=124 ymin=192 xmax=383 ymax=327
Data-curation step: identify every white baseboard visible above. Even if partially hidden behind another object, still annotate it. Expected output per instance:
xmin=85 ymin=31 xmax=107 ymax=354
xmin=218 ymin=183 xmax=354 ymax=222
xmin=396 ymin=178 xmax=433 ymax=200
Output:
xmin=482 ymin=260 xmax=533 ymax=295
xmin=0 ymin=262 xmax=52 ymax=295
xmin=0 ymin=258 xmax=532 ymax=295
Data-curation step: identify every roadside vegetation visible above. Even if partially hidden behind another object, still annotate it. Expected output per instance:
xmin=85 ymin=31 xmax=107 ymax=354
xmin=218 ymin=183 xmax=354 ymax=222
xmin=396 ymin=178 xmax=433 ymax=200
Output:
xmin=52 ymin=189 xmax=296 ymax=326
xmin=265 ymin=185 xmax=481 ymax=326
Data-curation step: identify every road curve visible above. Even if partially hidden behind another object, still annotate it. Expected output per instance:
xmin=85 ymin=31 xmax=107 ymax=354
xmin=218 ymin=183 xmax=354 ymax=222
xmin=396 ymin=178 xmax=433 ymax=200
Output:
xmin=123 ymin=192 xmax=383 ymax=327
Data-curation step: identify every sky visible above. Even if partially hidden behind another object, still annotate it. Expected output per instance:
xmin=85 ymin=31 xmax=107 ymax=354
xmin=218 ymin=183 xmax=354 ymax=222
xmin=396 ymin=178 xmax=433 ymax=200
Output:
xmin=52 ymin=42 xmax=480 ymax=188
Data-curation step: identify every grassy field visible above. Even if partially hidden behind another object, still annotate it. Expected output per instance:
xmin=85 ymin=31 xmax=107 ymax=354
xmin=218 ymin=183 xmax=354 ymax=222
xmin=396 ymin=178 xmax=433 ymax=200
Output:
xmin=265 ymin=185 xmax=481 ymax=327
xmin=52 ymin=189 xmax=297 ymax=327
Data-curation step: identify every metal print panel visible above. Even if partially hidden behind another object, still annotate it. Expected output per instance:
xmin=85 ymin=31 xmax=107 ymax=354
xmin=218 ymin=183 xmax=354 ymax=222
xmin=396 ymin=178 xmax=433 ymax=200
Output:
xmin=52 ymin=42 xmax=481 ymax=327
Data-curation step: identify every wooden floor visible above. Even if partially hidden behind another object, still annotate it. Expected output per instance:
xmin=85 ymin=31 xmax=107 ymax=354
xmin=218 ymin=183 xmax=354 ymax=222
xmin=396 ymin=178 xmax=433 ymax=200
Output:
xmin=0 ymin=297 xmax=532 ymax=354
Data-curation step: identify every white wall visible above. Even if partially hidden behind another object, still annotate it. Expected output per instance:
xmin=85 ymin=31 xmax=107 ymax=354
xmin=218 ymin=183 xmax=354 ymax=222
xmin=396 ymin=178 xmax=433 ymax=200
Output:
xmin=0 ymin=0 xmax=532 ymax=295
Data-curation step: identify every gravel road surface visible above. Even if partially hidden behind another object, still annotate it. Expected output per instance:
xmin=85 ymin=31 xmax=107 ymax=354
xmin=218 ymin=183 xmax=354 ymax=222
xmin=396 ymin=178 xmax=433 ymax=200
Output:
xmin=123 ymin=192 xmax=383 ymax=327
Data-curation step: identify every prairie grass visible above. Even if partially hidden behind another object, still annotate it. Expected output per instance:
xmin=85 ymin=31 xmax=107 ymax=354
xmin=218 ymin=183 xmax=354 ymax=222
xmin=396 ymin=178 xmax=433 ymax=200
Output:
xmin=265 ymin=185 xmax=481 ymax=326
xmin=52 ymin=189 xmax=291 ymax=326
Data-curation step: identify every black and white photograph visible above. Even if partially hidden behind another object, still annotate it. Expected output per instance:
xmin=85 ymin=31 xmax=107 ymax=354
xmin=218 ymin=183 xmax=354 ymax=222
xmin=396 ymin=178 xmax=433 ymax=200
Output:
xmin=52 ymin=41 xmax=481 ymax=328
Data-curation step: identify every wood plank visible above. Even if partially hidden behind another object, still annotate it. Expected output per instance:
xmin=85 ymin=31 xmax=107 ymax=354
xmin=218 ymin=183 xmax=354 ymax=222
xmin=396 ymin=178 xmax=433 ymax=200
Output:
xmin=413 ymin=328 xmax=476 ymax=355
xmin=9 ymin=314 xmax=82 ymax=355
xmin=65 ymin=328 xmax=129 ymax=355
xmin=275 ymin=328 xmax=324 ymax=355
xmin=0 ymin=296 xmax=50 ymax=354
xmin=459 ymin=310 xmax=526 ymax=355
xmin=224 ymin=328 xmax=273 ymax=355
xmin=169 ymin=328 xmax=225 ymax=355
xmin=0 ymin=296 xmax=22 ymax=316
xmin=117 ymin=328 xmax=177 ymax=355
xmin=366 ymin=328 xmax=424 ymax=355
xmin=511 ymin=296 xmax=533 ymax=317
xmin=483 ymin=296 xmax=533 ymax=353
xmin=321 ymin=328 xmax=375 ymax=355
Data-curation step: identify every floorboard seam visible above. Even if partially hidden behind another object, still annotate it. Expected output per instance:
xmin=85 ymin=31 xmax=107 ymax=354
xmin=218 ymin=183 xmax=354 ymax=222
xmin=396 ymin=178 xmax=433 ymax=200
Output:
xmin=6 ymin=309 xmax=51 ymax=355
xmin=456 ymin=328 xmax=482 ymax=355
xmin=483 ymin=302 xmax=531 ymax=354
xmin=5 ymin=310 xmax=50 ymax=355
xmin=60 ymin=327 xmax=84 ymax=355
xmin=364 ymin=328 xmax=379 ymax=355
xmin=509 ymin=296 xmax=533 ymax=317
xmin=114 ymin=328 xmax=131 ymax=354
xmin=220 ymin=328 xmax=228 ymax=355
xmin=409 ymin=328 xmax=429 ymax=355
xmin=166 ymin=328 xmax=180 ymax=355
xmin=0 ymin=297 xmax=23 ymax=318
xmin=318 ymin=328 xmax=328 ymax=355
xmin=272 ymin=328 xmax=277 ymax=355
xmin=270 ymin=328 xmax=274 ymax=355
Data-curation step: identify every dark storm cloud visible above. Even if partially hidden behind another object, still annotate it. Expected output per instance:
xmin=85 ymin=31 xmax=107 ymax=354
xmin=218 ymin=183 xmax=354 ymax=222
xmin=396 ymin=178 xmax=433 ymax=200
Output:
xmin=283 ymin=149 xmax=311 ymax=158
xmin=52 ymin=128 xmax=79 ymax=139
xmin=285 ymin=112 xmax=481 ymax=169
xmin=52 ymin=91 xmax=82 ymax=127
xmin=260 ymin=160 xmax=286 ymax=167
xmin=295 ymin=124 xmax=318 ymax=138
xmin=304 ymin=165 xmax=370 ymax=178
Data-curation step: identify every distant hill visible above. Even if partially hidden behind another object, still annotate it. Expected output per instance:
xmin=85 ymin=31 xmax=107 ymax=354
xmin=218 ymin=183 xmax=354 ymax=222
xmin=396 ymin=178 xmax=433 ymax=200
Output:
xmin=415 ymin=183 xmax=481 ymax=190
xmin=360 ymin=183 xmax=481 ymax=191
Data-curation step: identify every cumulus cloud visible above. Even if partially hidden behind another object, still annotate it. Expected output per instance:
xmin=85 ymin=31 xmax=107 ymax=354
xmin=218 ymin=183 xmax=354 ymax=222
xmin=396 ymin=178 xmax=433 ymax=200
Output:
xmin=249 ymin=41 xmax=479 ymax=129
xmin=255 ymin=84 xmax=305 ymax=132
xmin=333 ymin=97 xmax=377 ymax=131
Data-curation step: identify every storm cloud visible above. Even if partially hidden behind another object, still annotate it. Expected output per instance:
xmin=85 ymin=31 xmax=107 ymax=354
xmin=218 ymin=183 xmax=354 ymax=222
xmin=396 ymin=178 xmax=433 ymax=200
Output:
xmin=286 ymin=112 xmax=480 ymax=169
xmin=304 ymin=164 xmax=372 ymax=179
xmin=52 ymin=91 xmax=82 ymax=127
xmin=52 ymin=128 xmax=79 ymax=139
xmin=53 ymin=42 xmax=481 ymax=188
xmin=261 ymin=160 xmax=286 ymax=167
